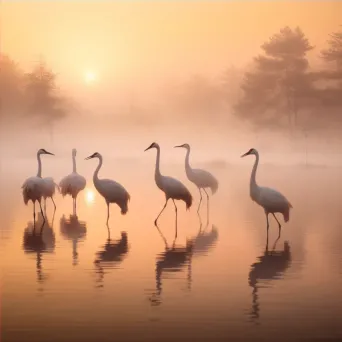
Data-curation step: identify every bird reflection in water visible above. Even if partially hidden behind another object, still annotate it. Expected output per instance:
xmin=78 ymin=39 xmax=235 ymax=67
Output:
xmin=191 ymin=219 xmax=219 ymax=258
xmin=60 ymin=214 xmax=87 ymax=266
xmin=248 ymin=238 xmax=291 ymax=323
xmin=149 ymin=226 xmax=193 ymax=306
xmin=94 ymin=231 xmax=129 ymax=288
xmin=22 ymin=212 xmax=56 ymax=285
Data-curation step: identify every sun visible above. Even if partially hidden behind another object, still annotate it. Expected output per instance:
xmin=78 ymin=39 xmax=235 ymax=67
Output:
xmin=84 ymin=71 xmax=97 ymax=84
xmin=85 ymin=188 xmax=95 ymax=204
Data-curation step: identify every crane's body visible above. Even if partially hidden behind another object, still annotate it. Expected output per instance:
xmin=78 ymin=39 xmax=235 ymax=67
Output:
xmin=241 ymin=148 xmax=292 ymax=234
xmin=155 ymin=175 xmax=192 ymax=205
xmin=85 ymin=152 xmax=130 ymax=226
xmin=175 ymin=143 xmax=218 ymax=215
xmin=22 ymin=149 xmax=54 ymax=223
xmin=59 ymin=149 xmax=86 ymax=214
xmin=145 ymin=142 xmax=192 ymax=229
xmin=22 ymin=176 xmax=45 ymax=204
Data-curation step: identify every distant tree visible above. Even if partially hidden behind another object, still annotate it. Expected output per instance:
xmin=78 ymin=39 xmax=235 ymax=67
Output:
xmin=236 ymin=27 xmax=315 ymax=130
xmin=321 ymin=26 xmax=342 ymax=68
xmin=25 ymin=59 xmax=68 ymax=143
xmin=316 ymin=26 xmax=342 ymax=110
xmin=0 ymin=54 xmax=25 ymax=118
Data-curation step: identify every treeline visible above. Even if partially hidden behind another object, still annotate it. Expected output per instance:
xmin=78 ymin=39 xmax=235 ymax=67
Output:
xmin=1 ymin=26 xmax=342 ymax=132
xmin=236 ymin=26 xmax=342 ymax=131
xmin=163 ymin=26 xmax=342 ymax=131
xmin=0 ymin=56 xmax=72 ymax=136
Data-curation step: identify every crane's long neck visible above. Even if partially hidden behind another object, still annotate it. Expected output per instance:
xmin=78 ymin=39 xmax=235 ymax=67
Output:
xmin=154 ymin=147 xmax=162 ymax=183
xmin=250 ymin=153 xmax=259 ymax=193
xmin=72 ymin=154 xmax=77 ymax=173
xmin=185 ymin=148 xmax=192 ymax=176
xmin=93 ymin=156 xmax=103 ymax=184
xmin=37 ymin=152 xmax=42 ymax=177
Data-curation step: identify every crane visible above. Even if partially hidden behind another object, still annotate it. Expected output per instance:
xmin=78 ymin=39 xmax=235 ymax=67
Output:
xmin=22 ymin=148 xmax=54 ymax=224
xmin=241 ymin=148 xmax=293 ymax=236
xmin=174 ymin=143 xmax=218 ymax=218
xmin=144 ymin=142 xmax=192 ymax=232
xmin=85 ymin=152 xmax=130 ymax=227
xmin=59 ymin=148 xmax=86 ymax=215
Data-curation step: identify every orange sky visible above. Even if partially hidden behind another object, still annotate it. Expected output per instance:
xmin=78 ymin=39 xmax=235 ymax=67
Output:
xmin=1 ymin=1 xmax=341 ymax=97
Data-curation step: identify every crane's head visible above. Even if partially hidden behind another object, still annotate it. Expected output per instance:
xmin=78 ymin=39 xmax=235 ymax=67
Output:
xmin=72 ymin=148 xmax=77 ymax=157
xmin=174 ymin=143 xmax=190 ymax=150
xmin=38 ymin=148 xmax=54 ymax=156
xmin=241 ymin=148 xmax=257 ymax=158
xmin=85 ymin=152 xmax=100 ymax=160
xmin=144 ymin=142 xmax=159 ymax=151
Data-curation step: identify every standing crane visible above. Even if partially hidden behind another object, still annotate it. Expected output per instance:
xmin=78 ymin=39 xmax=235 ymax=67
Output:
xmin=59 ymin=148 xmax=86 ymax=215
xmin=174 ymin=143 xmax=218 ymax=219
xmin=241 ymin=148 xmax=293 ymax=237
xmin=22 ymin=148 xmax=54 ymax=224
xmin=144 ymin=142 xmax=192 ymax=232
xmin=85 ymin=152 xmax=130 ymax=227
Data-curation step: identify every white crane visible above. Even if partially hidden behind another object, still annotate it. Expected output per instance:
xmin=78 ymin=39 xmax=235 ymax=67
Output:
xmin=241 ymin=148 xmax=293 ymax=236
xmin=174 ymin=143 xmax=218 ymax=217
xmin=85 ymin=152 xmax=130 ymax=226
xmin=59 ymin=148 xmax=86 ymax=215
xmin=22 ymin=148 xmax=54 ymax=224
xmin=144 ymin=142 xmax=193 ymax=230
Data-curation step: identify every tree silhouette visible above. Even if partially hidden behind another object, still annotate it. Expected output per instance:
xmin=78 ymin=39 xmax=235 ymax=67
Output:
xmin=236 ymin=27 xmax=314 ymax=130
xmin=0 ymin=54 xmax=25 ymax=119
xmin=25 ymin=59 xmax=68 ymax=143
xmin=317 ymin=26 xmax=342 ymax=110
xmin=321 ymin=26 xmax=342 ymax=68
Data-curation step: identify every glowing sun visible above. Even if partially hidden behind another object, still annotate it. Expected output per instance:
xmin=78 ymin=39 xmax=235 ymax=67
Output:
xmin=84 ymin=71 xmax=97 ymax=84
xmin=85 ymin=188 xmax=95 ymax=204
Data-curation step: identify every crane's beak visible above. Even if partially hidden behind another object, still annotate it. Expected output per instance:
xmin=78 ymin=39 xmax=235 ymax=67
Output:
xmin=174 ymin=144 xmax=183 ymax=148
xmin=45 ymin=151 xmax=54 ymax=156
xmin=85 ymin=155 xmax=92 ymax=160
xmin=241 ymin=151 xmax=249 ymax=158
xmin=144 ymin=143 xmax=154 ymax=151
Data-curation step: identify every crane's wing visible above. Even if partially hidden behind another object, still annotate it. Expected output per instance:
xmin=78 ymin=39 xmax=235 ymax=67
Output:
xmin=97 ymin=179 xmax=129 ymax=202
xmin=191 ymin=168 xmax=218 ymax=193
xmin=258 ymin=186 xmax=292 ymax=209
xmin=161 ymin=176 xmax=192 ymax=208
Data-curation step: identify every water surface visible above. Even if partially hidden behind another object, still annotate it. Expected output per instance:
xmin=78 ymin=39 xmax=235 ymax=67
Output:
xmin=1 ymin=159 xmax=342 ymax=342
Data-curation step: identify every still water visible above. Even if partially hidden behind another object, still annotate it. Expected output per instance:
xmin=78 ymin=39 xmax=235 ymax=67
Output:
xmin=1 ymin=158 xmax=342 ymax=342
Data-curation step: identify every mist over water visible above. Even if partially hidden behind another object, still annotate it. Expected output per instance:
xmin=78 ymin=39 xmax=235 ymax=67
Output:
xmin=1 ymin=118 xmax=342 ymax=342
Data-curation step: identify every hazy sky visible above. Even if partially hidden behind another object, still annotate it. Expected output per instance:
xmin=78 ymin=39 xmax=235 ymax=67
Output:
xmin=2 ymin=1 xmax=341 ymax=100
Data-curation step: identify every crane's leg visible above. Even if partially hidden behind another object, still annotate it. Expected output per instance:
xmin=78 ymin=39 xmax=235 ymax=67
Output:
xmin=265 ymin=212 xmax=269 ymax=249
xmin=272 ymin=213 xmax=282 ymax=237
xmin=72 ymin=198 xmax=75 ymax=216
xmin=172 ymin=199 xmax=178 ymax=239
xmin=51 ymin=197 xmax=56 ymax=211
xmin=106 ymin=203 xmax=110 ymax=227
xmin=44 ymin=198 xmax=47 ymax=215
xmin=107 ymin=224 xmax=111 ymax=241
xmin=203 ymin=188 xmax=210 ymax=224
xmin=39 ymin=200 xmax=45 ymax=225
xmin=154 ymin=199 xmax=169 ymax=226
xmin=33 ymin=202 xmax=36 ymax=229
xmin=197 ymin=188 xmax=203 ymax=213
xmin=74 ymin=197 xmax=77 ymax=216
